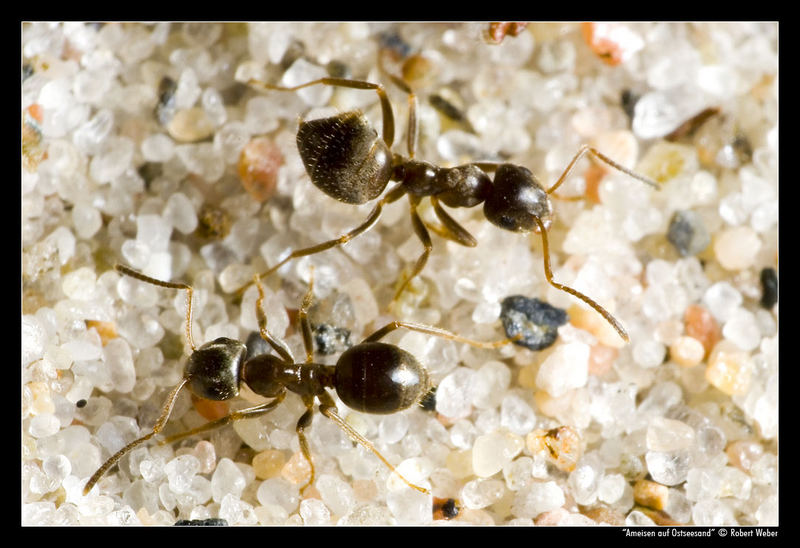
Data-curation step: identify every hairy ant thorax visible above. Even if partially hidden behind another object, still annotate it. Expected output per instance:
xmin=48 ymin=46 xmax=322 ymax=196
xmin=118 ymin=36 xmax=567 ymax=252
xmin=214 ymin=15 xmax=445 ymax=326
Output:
xmin=245 ymin=55 xmax=658 ymax=343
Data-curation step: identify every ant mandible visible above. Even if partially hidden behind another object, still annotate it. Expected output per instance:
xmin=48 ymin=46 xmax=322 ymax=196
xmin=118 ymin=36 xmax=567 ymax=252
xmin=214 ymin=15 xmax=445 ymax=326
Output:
xmin=83 ymin=264 xmax=515 ymax=499
xmin=245 ymin=57 xmax=658 ymax=344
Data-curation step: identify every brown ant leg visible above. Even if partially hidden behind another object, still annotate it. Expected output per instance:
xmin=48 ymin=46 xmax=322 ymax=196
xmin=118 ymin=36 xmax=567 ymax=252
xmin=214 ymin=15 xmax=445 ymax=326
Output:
xmin=83 ymin=378 xmax=189 ymax=495
xmin=381 ymin=60 xmax=457 ymax=302
xmin=297 ymin=267 xmax=315 ymax=363
xmin=393 ymin=195 xmax=433 ymax=301
xmin=422 ymin=221 xmax=464 ymax=244
xmin=533 ymin=216 xmax=629 ymax=343
xmin=406 ymin=90 xmax=418 ymax=159
xmin=546 ymin=144 xmax=658 ymax=196
xmin=115 ymin=264 xmax=197 ymax=351
xmin=248 ymin=184 xmax=408 ymax=291
xmin=377 ymin=49 xmax=419 ymax=159
xmin=316 ymin=391 xmax=430 ymax=495
xmin=159 ymin=391 xmax=288 ymax=445
xmin=254 ymin=273 xmax=295 ymax=363
xmin=428 ymin=196 xmax=478 ymax=247
xmin=295 ymin=400 xmax=317 ymax=494
xmin=363 ymin=320 xmax=518 ymax=349
xmin=249 ymin=77 xmax=396 ymax=148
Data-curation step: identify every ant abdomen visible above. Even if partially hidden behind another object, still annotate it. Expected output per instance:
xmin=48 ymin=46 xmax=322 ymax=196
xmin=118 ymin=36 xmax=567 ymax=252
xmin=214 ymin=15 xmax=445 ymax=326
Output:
xmin=334 ymin=341 xmax=430 ymax=414
xmin=184 ymin=338 xmax=246 ymax=400
xmin=297 ymin=110 xmax=393 ymax=204
xmin=483 ymin=164 xmax=553 ymax=233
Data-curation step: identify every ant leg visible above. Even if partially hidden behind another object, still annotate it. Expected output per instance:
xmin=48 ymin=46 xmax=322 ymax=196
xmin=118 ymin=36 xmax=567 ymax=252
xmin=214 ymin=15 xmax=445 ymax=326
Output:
xmin=298 ymin=267 xmax=316 ymax=363
xmin=546 ymin=144 xmax=659 ymax=196
xmin=406 ymin=89 xmax=418 ymax=159
xmin=295 ymin=400 xmax=317 ymax=494
xmin=422 ymin=221 xmax=465 ymax=244
xmin=377 ymin=54 xmax=418 ymax=159
xmin=83 ymin=378 xmax=189 ymax=495
xmin=532 ymin=216 xmax=629 ymax=343
xmin=254 ymin=273 xmax=295 ymax=364
xmin=159 ymin=391 xmax=288 ymax=445
xmin=247 ymin=184 xmax=407 ymax=291
xmin=393 ymin=195 xmax=432 ymax=301
xmin=115 ymin=264 xmax=196 ymax=351
xmin=428 ymin=196 xmax=478 ymax=247
xmin=249 ymin=77 xmax=397 ymax=148
xmin=363 ymin=320 xmax=518 ymax=349
xmin=317 ymin=391 xmax=429 ymax=495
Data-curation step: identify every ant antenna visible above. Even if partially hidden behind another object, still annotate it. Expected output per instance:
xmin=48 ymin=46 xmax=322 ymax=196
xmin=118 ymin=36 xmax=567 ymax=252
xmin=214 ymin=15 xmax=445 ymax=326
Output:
xmin=83 ymin=378 xmax=188 ymax=495
xmin=546 ymin=144 xmax=659 ymax=196
xmin=115 ymin=264 xmax=197 ymax=351
xmin=533 ymin=216 xmax=629 ymax=343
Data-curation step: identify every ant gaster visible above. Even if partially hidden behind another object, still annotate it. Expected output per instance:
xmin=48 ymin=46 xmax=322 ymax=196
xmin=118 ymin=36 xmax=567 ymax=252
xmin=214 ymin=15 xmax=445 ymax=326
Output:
xmin=83 ymin=264 xmax=515 ymax=499
xmin=246 ymin=63 xmax=659 ymax=343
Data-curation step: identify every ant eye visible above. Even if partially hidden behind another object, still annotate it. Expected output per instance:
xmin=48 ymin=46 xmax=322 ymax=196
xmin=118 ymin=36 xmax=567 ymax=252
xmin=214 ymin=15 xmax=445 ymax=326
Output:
xmin=494 ymin=214 xmax=518 ymax=231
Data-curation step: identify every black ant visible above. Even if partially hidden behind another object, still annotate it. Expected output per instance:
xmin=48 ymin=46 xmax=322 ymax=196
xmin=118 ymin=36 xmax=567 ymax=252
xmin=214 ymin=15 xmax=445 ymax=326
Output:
xmin=244 ymin=61 xmax=658 ymax=344
xmin=83 ymin=264 xmax=515 ymax=503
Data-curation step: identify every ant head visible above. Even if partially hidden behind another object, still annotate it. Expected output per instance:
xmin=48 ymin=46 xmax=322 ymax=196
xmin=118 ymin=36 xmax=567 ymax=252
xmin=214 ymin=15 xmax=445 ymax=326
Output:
xmin=296 ymin=111 xmax=393 ymax=204
xmin=184 ymin=338 xmax=247 ymax=401
xmin=483 ymin=164 xmax=553 ymax=233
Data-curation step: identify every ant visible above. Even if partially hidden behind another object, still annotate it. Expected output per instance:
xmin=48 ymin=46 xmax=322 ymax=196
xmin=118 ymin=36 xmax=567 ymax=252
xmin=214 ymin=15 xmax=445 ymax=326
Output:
xmin=244 ymin=58 xmax=659 ymax=344
xmin=83 ymin=264 xmax=516 ymax=506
